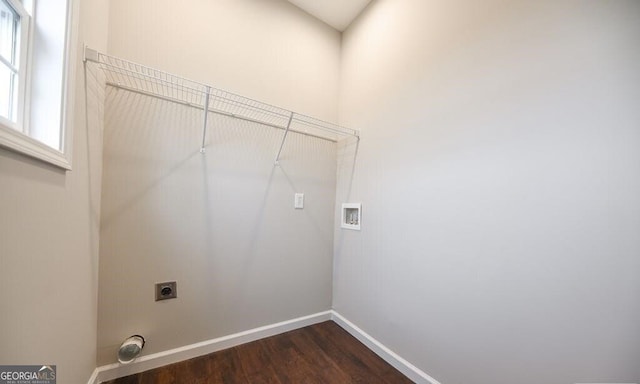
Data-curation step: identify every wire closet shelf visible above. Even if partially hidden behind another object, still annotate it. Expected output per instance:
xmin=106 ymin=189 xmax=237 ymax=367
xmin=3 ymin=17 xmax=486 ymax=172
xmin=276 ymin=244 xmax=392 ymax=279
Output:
xmin=83 ymin=47 xmax=359 ymax=163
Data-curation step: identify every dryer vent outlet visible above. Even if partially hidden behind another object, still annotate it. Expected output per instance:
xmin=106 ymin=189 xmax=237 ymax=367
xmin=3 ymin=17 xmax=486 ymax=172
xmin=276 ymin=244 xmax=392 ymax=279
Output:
xmin=155 ymin=281 xmax=177 ymax=301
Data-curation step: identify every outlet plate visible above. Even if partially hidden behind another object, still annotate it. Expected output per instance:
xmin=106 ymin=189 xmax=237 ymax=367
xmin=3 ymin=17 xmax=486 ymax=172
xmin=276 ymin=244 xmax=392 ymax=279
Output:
xmin=155 ymin=281 xmax=177 ymax=301
xmin=294 ymin=193 xmax=304 ymax=209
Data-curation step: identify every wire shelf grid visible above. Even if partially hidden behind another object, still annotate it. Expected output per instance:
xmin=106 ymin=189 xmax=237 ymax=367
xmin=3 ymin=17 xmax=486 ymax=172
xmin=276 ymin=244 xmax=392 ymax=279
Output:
xmin=85 ymin=47 xmax=358 ymax=156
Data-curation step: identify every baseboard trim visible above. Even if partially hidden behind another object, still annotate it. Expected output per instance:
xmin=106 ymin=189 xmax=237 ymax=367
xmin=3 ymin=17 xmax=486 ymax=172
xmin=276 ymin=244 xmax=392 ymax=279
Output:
xmin=89 ymin=310 xmax=440 ymax=384
xmin=90 ymin=310 xmax=332 ymax=384
xmin=87 ymin=368 xmax=99 ymax=384
xmin=331 ymin=311 xmax=441 ymax=384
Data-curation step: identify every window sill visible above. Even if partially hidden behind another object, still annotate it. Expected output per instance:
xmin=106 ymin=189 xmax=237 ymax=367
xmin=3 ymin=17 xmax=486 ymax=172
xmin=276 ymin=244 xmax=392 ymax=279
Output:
xmin=0 ymin=124 xmax=71 ymax=170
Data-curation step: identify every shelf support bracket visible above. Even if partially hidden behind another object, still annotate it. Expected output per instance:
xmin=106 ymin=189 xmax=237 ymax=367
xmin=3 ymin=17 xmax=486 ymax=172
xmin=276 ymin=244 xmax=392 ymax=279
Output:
xmin=200 ymin=86 xmax=211 ymax=153
xmin=83 ymin=46 xmax=99 ymax=63
xmin=274 ymin=112 xmax=294 ymax=165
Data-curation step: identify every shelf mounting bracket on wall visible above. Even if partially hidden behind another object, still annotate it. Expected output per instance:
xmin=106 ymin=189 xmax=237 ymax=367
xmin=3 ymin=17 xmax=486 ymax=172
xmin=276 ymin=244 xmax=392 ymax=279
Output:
xmin=200 ymin=86 xmax=211 ymax=153
xmin=274 ymin=112 xmax=294 ymax=165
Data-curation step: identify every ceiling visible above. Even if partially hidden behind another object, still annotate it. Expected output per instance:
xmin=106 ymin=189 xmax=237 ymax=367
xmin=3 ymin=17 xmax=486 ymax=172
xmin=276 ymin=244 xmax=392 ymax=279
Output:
xmin=286 ymin=0 xmax=372 ymax=31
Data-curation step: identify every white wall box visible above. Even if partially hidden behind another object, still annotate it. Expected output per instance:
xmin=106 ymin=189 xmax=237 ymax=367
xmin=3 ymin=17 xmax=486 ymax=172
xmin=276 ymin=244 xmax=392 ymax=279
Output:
xmin=341 ymin=203 xmax=361 ymax=230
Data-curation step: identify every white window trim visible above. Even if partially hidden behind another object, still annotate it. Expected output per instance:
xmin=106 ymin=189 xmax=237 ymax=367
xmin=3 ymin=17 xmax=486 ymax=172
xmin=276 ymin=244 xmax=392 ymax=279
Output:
xmin=0 ymin=0 xmax=30 ymax=128
xmin=0 ymin=0 xmax=78 ymax=170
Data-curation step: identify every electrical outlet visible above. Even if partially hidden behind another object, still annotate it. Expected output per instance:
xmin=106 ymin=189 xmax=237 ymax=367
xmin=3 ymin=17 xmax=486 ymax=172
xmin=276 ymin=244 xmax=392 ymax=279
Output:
xmin=155 ymin=281 xmax=177 ymax=301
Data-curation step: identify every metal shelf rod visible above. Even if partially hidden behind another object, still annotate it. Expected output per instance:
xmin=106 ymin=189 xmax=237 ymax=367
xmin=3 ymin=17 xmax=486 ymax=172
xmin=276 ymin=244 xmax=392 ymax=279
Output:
xmin=200 ymin=86 xmax=211 ymax=153
xmin=274 ymin=112 xmax=295 ymax=165
xmin=105 ymin=82 xmax=340 ymax=143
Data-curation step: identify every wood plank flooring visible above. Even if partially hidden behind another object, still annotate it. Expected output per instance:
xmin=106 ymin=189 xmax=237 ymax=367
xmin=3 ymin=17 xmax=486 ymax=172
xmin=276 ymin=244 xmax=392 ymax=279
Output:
xmin=104 ymin=320 xmax=414 ymax=384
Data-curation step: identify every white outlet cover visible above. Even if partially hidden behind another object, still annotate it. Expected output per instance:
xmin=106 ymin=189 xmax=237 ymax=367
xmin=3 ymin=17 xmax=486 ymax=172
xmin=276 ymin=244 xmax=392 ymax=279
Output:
xmin=295 ymin=193 xmax=304 ymax=209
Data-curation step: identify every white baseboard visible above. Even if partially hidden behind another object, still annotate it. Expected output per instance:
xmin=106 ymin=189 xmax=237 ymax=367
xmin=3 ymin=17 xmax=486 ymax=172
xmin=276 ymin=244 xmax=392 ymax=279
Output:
xmin=331 ymin=311 xmax=441 ymax=384
xmin=87 ymin=368 xmax=99 ymax=384
xmin=89 ymin=310 xmax=440 ymax=384
xmin=89 ymin=310 xmax=332 ymax=384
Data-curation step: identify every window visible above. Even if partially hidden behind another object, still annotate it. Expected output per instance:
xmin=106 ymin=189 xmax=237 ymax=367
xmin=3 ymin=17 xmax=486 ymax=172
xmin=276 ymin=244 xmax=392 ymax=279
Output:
xmin=0 ymin=0 xmax=76 ymax=169
xmin=0 ymin=0 xmax=30 ymax=126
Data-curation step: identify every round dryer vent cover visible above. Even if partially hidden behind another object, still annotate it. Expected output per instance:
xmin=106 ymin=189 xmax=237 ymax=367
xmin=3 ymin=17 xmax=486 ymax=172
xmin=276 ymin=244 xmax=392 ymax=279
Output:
xmin=117 ymin=335 xmax=145 ymax=364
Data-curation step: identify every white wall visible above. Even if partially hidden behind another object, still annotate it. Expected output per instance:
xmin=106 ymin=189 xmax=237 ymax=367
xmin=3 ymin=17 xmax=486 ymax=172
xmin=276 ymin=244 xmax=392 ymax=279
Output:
xmin=107 ymin=0 xmax=340 ymax=122
xmin=97 ymin=0 xmax=342 ymax=365
xmin=336 ymin=1 xmax=640 ymax=383
xmin=0 ymin=0 xmax=108 ymax=382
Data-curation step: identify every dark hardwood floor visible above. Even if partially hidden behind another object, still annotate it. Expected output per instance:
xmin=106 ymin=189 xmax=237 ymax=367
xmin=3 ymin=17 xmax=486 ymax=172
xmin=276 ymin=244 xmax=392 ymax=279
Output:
xmin=104 ymin=320 xmax=414 ymax=384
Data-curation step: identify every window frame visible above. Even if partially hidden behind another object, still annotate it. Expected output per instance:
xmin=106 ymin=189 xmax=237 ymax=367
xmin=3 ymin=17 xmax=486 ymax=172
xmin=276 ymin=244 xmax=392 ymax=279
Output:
xmin=0 ymin=0 xmax=30 ymax=129
xmin=0 ymin=0 xmax=77 ymax=170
